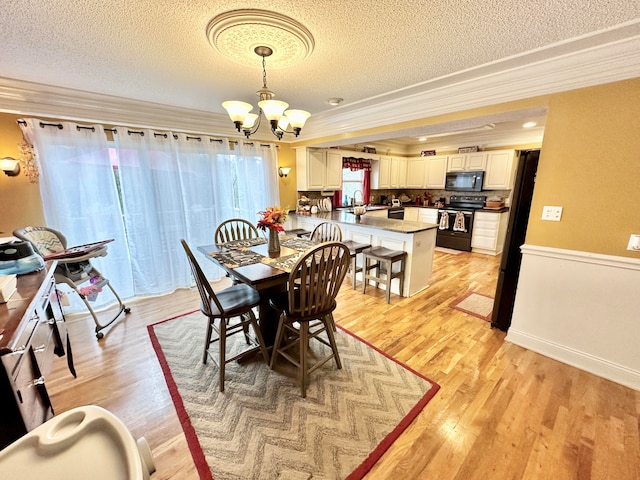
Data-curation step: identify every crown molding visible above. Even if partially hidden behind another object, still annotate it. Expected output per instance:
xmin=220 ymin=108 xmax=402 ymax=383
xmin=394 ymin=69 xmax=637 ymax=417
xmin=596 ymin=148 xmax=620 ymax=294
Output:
xmin=302 ymin=26 xmax=640 ymax=142
xmin=1 ymin=22 xmax=639 ymax=143
xmin=0 ymin=77 xmax=277 ymax=140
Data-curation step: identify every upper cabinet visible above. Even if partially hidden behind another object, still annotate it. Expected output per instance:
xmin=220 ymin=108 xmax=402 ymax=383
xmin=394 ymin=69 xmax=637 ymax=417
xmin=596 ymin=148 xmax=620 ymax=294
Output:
xmin=372 ymin=155 xmax=406 ymax=189
xmin=324 ymin=150 xmax=344 ymax=190
xmin=447 ymin=152 xmax=487 ymax=172
xmin=405 ymin=155 xmax=447 ymax=189
xmin=296 ymin=147 xmax=343 ymax=191
xmin=483 ymin=149 xmax=517 ymax=190
xmin=424 ymin=155 xmax=448 ymax=188
xmin=405 ymin=157 xmax=426 ymax=188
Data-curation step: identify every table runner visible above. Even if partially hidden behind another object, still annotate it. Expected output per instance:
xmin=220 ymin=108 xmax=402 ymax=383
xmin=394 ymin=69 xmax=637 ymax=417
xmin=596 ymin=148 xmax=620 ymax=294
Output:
xmin=279 ymin=237 xmax=316 ymax=251
xmin=218 ymin=237 xmax=267 ymax=249
xmin=260 ymin=252 xmax=304 ymax=273
xmin=207 ymin=236 xmax=317 ymax=272
xmin=207 ymin=249 xmax=264 ymax=268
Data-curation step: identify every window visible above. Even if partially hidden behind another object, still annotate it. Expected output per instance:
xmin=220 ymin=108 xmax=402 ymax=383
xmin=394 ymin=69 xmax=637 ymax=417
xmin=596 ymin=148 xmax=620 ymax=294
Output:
xmin=341 ymin=168 xmax=364 ymax=205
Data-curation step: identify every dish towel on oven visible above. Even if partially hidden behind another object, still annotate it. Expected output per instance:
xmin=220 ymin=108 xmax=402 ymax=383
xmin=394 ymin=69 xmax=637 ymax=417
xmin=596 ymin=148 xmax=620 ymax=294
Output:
xmin=439 ymin=212 xmax=449 ymax=230
xmin=453 ymin=211 xmax=466 ymax=232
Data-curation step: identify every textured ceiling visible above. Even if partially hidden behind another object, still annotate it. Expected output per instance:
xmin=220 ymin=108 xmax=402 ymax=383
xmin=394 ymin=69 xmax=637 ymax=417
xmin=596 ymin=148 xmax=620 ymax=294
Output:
xmin=1 ymin=0 xmax=639 ymax=149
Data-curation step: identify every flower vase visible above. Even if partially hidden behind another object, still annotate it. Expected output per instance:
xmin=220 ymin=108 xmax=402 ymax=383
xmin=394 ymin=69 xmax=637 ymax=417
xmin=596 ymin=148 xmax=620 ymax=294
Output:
xmin=268 ymin=228 xmax=280 ymax=254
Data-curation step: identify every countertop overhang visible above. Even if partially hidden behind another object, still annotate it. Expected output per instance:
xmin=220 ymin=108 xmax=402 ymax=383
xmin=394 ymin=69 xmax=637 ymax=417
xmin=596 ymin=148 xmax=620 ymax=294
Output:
xmin=291 ymin=211 xmax=438 ymax=234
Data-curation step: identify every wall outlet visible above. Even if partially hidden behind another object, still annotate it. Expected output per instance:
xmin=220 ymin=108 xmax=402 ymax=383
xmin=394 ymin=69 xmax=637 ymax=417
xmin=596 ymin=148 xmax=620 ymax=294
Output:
xmin=541 ymin=206 xmax=563 ymax=221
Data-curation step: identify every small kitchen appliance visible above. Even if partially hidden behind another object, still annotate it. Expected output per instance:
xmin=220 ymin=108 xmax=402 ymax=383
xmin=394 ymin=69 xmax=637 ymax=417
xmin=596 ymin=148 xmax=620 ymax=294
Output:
xmin=0 ymin=240 xmax=45 ymax=275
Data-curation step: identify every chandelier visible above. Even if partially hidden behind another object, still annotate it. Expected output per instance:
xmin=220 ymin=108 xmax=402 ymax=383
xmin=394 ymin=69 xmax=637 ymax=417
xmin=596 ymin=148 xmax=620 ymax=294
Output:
xmin=222 ymin=46 xmax=310 ymax=140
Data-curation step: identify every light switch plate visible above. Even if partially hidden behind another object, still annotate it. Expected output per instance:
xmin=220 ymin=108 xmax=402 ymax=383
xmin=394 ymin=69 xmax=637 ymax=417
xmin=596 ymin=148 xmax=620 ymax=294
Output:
xmin=627 ymin=234 xmax=640 ymax=251
xmin=541 ymin=206 xmax=563 ymax=221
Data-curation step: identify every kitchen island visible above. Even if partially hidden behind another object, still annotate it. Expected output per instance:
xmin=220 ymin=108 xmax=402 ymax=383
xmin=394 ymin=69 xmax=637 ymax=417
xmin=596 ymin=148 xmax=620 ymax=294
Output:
xmin=288 ymin=210 xmax=438 ymax=297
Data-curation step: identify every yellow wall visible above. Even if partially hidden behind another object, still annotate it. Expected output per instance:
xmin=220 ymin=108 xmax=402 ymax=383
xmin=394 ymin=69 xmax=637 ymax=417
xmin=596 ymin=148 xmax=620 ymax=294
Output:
xmin=2 ymin=78 xmax=639 ymax=257
xmin=276 ymin=144 xmax=297 ymax=210
xmin=0 ymin=113 xmax=45 ymax=235
xmin=525 ymin=78 xmax=640 ymax=255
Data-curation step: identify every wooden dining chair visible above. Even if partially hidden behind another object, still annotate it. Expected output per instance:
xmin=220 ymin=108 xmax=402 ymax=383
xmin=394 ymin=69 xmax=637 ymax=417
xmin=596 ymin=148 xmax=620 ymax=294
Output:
xmin=269 ymin=241 xmax=350 ymax=397
xmin=214 ymin=218 xmax=259 ymax=245
xmin=214 ymin=218 xmax=260 ymax=285
xmin=309 ymin=222 xmax=342 ymax=242
xmin=181 ymin=240 xmax=269 ymax=392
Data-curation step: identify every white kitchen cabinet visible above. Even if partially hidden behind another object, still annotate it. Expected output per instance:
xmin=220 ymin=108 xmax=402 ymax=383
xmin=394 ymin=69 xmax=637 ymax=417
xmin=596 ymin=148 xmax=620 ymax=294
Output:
xmin=391 ymin=157 xmax=407 ymax=188
xmin=372 ymin=156 xmax=389 ymax=189
xmin=448 ymin=152 xmax=487 ymax=171
xmin=372 ymin=155 xmax=406 ymax=188
xmin=403 ymin=207 xmax=419 ymax=222
xmin=363 ymin=208 xmax=388 ymax=218
xmin=418 ymin=208 xmax=438 ymax=224
xmin=405 ymin=157 xmax=426 ymax=188
xmin=424 ymin=155 xmax=448 ymax=188
xmin=324 ymin=150 xmax=344 ymax=189
xmin=471 ymin=210 xmax=509 ymax=255
xmin=296 ymin=147 xmax=342 ymax=191
xmin=483 ymin=149 xmax=516 ymax=190
xmin=405 ymin=207 xmax=438 ymax=224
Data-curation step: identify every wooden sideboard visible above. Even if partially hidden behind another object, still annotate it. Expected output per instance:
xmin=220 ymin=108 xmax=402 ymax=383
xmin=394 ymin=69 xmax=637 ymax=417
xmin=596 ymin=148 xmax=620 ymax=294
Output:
xmin=0 ymin=261 xmax=76 ymax=449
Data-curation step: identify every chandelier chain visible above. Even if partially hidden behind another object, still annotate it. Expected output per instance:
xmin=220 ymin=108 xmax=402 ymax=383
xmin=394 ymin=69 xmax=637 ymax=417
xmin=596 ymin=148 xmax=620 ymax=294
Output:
xmin=262 ymin=55 xmax=268 ymax=89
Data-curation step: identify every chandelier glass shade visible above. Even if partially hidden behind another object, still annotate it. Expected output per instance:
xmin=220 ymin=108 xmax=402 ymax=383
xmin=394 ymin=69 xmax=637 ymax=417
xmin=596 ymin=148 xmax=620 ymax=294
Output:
xmin=222 ymin=46 xmax=310 ymax=140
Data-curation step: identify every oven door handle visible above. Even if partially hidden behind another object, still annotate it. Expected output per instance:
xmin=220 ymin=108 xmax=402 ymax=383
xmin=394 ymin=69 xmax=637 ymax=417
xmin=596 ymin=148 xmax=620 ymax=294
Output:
xmin=442 ymin=209 xmax=473 ymax=215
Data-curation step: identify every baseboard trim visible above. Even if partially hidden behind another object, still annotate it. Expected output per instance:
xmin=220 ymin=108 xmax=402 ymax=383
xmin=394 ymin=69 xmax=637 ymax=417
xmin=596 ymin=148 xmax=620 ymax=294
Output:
xmin=506 ymin=328 xmax=640 ymax=391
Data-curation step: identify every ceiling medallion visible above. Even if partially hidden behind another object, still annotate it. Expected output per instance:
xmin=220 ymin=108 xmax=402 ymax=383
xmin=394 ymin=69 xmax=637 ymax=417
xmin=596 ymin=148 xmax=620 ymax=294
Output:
xmin=206 ymin=9 xmax=315 ymax=68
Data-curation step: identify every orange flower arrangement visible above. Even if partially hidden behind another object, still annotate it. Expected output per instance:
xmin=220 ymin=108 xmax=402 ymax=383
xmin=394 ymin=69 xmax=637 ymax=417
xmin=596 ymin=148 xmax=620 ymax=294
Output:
xmin=257 ymin=206 xmax=288 ymax=233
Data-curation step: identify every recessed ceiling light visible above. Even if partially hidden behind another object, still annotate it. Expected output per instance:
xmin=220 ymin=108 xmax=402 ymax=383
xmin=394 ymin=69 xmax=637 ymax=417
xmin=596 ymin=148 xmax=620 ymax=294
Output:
xmin=418 ymin=137 xmax=427 ymax=142
xmin=522 ymin=121 xmax=537 ymax=128
xmin=328 ymin=97 xmax=343 ymax=106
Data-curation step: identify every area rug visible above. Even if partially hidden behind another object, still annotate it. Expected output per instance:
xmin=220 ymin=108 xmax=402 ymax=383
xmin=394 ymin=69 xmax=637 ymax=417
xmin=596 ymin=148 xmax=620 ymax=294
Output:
xmin=450 ymin=292 xmax=494 ymax=321
xmin=148 ymin=312 xmax=440 ymax=480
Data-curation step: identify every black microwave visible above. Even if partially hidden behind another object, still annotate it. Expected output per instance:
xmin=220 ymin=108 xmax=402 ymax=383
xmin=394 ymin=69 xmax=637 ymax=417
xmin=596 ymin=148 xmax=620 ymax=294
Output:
xmin=445 ymin=171 xmax=484 ymax=192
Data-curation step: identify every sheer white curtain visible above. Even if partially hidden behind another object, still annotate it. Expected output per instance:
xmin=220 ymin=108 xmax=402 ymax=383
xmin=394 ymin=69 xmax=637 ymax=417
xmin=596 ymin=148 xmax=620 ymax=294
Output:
xmin=234 ymin=141 xmax=281 ymax=222
xmin=20 ymin=120 xmax=134 ymax=308
xmin=20 ymin=119 xmax=280 ymax=305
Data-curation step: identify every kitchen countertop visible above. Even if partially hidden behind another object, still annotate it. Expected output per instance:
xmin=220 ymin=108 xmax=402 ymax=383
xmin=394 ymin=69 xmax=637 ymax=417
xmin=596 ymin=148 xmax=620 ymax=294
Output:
xmin=337 ymin=204 xmax=510 ymax=212
xmin=291 ymin=211 xmax=438 ymax=234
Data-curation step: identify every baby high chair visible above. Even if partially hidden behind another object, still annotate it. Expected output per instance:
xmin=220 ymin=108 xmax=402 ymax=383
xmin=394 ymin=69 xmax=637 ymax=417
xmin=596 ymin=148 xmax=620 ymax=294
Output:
xmin=13 ymin=226 xmax=130 ymax=340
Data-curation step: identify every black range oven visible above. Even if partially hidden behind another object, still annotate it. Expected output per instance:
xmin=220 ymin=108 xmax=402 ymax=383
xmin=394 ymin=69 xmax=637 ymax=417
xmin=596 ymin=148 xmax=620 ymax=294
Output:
xmin=436 ymin=195 xmax=486 ymax=251
xmin=387 ymin=207 xmax=404 ymax=219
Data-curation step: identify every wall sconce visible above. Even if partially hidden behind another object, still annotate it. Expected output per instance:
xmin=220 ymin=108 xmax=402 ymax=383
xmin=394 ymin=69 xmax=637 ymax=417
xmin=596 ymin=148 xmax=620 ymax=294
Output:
xmin=278 ymin=167 xmax=291 ymax=178
xmin=1 ymin=157 xmax=20 ymax=176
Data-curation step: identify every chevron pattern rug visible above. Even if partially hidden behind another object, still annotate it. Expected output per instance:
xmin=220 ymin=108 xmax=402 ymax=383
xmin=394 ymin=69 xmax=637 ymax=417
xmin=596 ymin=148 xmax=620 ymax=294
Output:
xmin=149 ymin=311 xmax=439 ymax=480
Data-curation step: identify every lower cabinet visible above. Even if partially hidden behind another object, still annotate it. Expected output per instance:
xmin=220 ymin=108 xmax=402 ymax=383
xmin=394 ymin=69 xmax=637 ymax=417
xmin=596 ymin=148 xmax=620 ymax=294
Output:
xmin=363 ymin=209 xmax=388 ymax=218
xmin=402 ymin=207 xmax=439 ymax=224
xmin=403 ymin=207 xmax=419 ymax=222
xmin=0 ymin=262 xmax=75 ymax=449
xmin=418 ymin=208 xmax=438 ymax=225
xmin=471 ymin=211 xmax=509 ymax=255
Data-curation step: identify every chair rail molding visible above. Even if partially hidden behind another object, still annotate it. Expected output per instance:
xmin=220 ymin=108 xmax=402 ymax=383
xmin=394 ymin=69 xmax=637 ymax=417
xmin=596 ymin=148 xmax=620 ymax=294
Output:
xmin=507 ymin=244 xmax=640 ymax=391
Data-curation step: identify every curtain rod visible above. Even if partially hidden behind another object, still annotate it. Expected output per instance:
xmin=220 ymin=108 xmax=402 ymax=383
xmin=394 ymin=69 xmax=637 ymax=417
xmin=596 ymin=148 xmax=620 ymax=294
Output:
xmin=15 ymin=119 xmax=276 ymax=147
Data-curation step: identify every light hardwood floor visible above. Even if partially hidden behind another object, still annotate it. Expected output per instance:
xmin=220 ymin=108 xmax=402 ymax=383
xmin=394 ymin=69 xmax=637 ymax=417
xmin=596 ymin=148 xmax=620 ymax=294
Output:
xmin=48 ymin=250 xmax=640 ymax=479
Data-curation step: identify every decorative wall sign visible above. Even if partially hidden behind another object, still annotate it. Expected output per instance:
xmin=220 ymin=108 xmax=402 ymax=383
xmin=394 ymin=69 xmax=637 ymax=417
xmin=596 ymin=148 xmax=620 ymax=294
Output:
xmin=420 ymin=150 xmax=436 ymax=156
xmin=458 ymin=146 xmax=479 ymax=153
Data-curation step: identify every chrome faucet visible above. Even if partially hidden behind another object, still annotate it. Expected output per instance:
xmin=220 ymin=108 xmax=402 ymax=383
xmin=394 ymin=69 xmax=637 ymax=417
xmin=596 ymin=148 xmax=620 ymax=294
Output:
xmin=353 ymin=190 xmax=364 ymax=205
